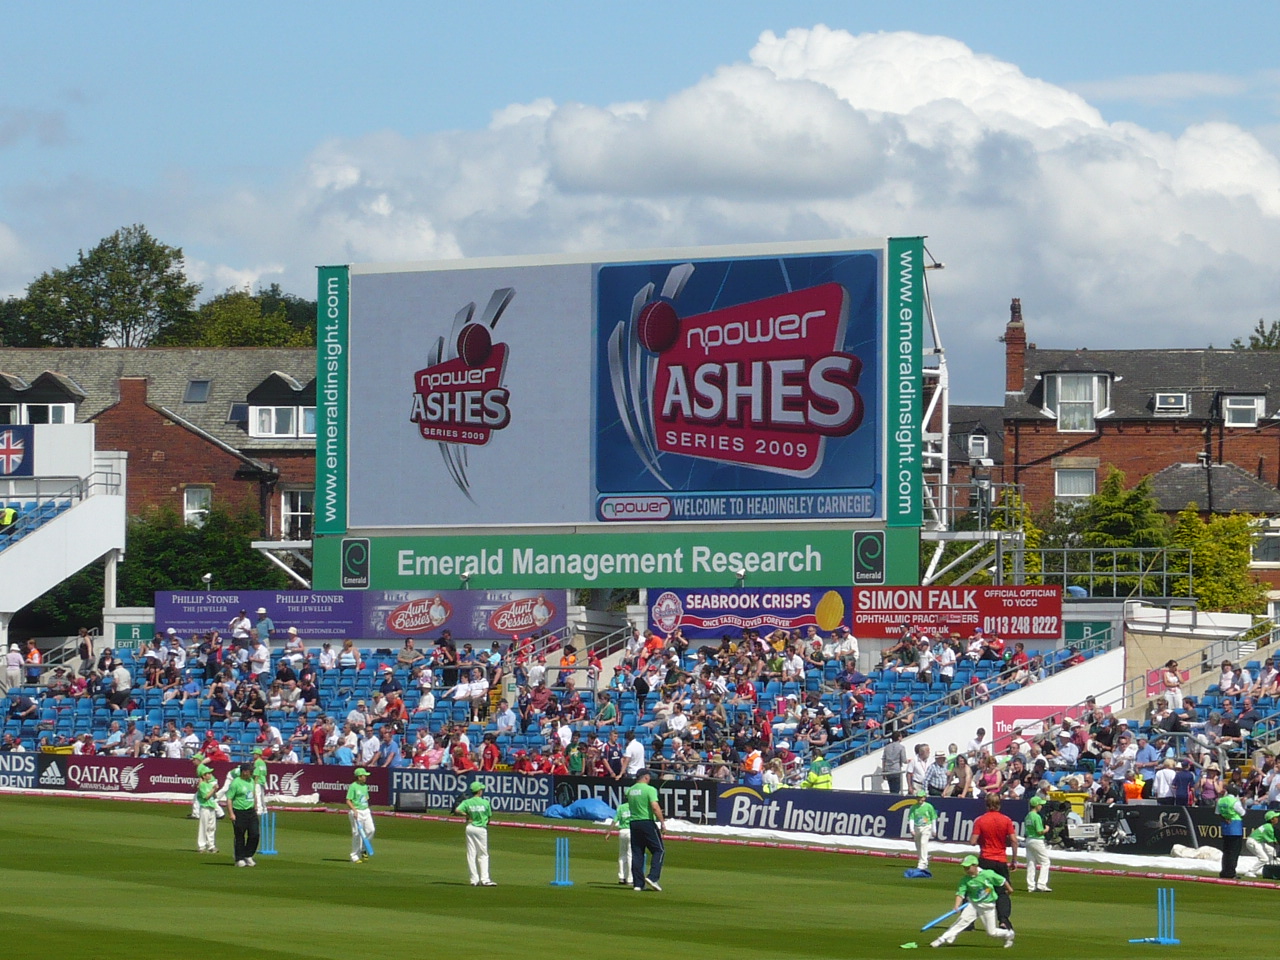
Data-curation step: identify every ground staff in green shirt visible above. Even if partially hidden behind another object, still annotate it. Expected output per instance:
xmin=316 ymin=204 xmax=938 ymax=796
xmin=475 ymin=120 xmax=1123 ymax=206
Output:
xmin=930 ymin=855 xmax=1015 ymax=949
xmin=801 ymin=755 xmax=833 ymax=790
xmin=225 ymin=763 xmax=260 ymax=867
xmin=1024 ymin=795 xmax=1052 ymax=892
xmin=252 ymin=747 xmax=268 ymax=813
xmin=453 ymin=781 xmax=496 ymax=886
xmin=346 ymin=767 xmax=375 ymax=862
xmin=908 ymin=789 xmax=938 ymax=872
xmin=626 ymin=768 xmax=665 ymax=892
xmin=1245 ymin=810 xmax=1279 ymax=877
xmin=195 ymin=765 xmax=219 ymax=854
xmin=607 ymin=800 xmax=634 ymax=884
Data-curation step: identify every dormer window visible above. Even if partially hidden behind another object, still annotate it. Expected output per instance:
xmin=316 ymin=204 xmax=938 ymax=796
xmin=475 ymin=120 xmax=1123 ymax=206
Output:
xmin=249 ymin=404 xmax=316 ymax=438
xmin=1154 ymin=392 xmax=1188 ymax=414
xmin=1043 ymin=373 xmax=1112 ymax=432
xmin=1223 ymin=395 xmax=1264 ymax=428
xmin=967 ymin=434 xmax=989 ymax=460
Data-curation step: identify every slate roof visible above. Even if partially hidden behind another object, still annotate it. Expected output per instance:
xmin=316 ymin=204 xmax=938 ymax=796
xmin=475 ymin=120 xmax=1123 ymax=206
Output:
xmin=949 ymin=404 xmax=1004 ymax=464
xmin=1149 ymin=462 xmax=1280 ymax=515
xmin=0 ymin=347 xmax=317 ymax=454
xmin=1006 ymin=347 xmax=1280 ymax=421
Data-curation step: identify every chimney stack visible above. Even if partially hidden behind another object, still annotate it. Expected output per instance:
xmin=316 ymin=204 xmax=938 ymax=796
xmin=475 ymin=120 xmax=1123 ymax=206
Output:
xmin=1003 ymin=298 xmax=1026 ymax=395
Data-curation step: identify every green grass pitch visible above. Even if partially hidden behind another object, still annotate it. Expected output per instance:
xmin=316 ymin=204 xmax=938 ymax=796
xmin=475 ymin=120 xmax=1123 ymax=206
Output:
xmin=0 ymin=794 xmax=1268 ymax=959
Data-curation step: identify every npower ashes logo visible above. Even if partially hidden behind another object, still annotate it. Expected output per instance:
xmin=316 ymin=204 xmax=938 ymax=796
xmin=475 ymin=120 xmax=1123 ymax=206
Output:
xmin=608 ymin=265 xmax=864 ymax=485
xmin=409 ymin=288 xmax=515 ymax=500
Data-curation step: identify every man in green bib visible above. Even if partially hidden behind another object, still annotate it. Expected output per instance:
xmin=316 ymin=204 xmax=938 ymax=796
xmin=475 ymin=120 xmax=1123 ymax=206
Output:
xmin=1217 ymin=785 xmax=1246 ymax=879
xmin=453 ymin=781 xmax=496 ymax=886
xmin=1024 ymin=795 xmax=1052 ymax=892
xmin=931 ymin=855 xmax=1015 ymax=949
xmin=908 ymin=788 xmax=939 ymax=872
xmin=195 ymin=765 xmax=219 ymax=853
xmin=346 ymin=767 xmax=375 ymax=862
xmin=1245 ymin=809 xmax=1278 ymax=877
xmin=800 ymin=754 xmax=833 ymax=790
xmin=225 ymin=763 xmax=259 ymax=867
xmin=626 ymin=768 xmax=665 ymax=891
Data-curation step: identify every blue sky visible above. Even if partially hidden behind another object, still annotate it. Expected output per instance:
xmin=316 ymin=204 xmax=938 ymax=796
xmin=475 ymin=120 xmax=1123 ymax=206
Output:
xmin=4 ymin=2 xmax=1280 ymax=400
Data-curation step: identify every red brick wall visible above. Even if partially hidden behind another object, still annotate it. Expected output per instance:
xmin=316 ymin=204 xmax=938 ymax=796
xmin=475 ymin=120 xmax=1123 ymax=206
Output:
xmin=89 ymin=378 xmax=312 ymax=532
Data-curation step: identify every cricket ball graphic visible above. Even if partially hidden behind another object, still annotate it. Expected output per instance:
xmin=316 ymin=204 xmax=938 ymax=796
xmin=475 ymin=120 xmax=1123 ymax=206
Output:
xmin=636 ymin=298 xmax=680 ymax=353
xmin=457 ymin=323 xmax=493 ymax=367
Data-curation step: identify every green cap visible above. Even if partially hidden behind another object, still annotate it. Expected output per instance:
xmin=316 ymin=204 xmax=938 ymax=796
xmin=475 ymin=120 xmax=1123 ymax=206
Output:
xmin=470 ymin=781 xmax=485 ymax=792
xmin=915 ymin=789 xmax=928 ymax=799
xmin=1266 ymin=811 xmax=1279 ymax=822
xmin=252 ymin=747 xmax=264 ymax=755
xmin=961 ymin=855 xmax=979 ymax=868
xmin=192 ymin=753 xmax=205 ymax=764
xmin=1029 ymin=796 xmax=1046 ymax=807
xmin=354 ymin=767 xmax=370 ymax=778
xmin=196 ymin=765 xmax=212 ymax=776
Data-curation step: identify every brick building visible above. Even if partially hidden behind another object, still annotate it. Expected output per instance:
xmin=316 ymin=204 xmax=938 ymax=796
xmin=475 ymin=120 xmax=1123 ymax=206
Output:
xmin=0 ymin=348 xmax=316 ymax=538
xmin=997 ymin=299 xmax=1280 ymax=590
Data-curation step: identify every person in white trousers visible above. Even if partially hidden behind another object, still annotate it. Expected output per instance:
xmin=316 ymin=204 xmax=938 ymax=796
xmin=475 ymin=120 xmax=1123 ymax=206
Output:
xmin=908 ymin=790 xmax=938 ymax=871
xmin=1024 ymin=795 xmax=1052 ymax=892
xmin=194 ymin=765 xmax=219 ymax=853
xmin=608 ymin=800 xmax=633 ymax=884
xmin=346 ymin=767 xmax=375 ymax=862
xmin=453 ymin=781 xmax=496 ymax=886
xmin=932 ymin=856 xmax=1015 ymax=949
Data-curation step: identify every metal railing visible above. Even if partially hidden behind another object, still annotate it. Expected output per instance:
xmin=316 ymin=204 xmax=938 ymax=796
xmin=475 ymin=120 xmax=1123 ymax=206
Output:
xmin=997 ymin=543 xmax=1194 ymax=597
xmin=922 ymin=480 xmax=1024 ymax=532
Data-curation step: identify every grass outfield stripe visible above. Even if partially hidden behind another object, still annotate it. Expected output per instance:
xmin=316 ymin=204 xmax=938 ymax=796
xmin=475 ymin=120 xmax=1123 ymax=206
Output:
xmin=1 ymin=793 xmax=1274 ymax=960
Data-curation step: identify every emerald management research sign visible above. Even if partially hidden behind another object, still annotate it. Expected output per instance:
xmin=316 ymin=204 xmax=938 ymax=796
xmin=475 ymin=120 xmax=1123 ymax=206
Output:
xmin=315 ymin=529 xmax=856 ymax=590
xmin=323 ymin=238 xmax=921 ymax=530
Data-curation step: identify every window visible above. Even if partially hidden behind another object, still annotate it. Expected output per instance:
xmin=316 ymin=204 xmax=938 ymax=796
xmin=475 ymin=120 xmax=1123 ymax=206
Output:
xmin=282 ymin=489 xmax=314 ymax=540
xmin=0 ymin=404 xmax=16 ymax=425
xmin=967 ymin=434 xmax=989 ymax=460
xmin=22 ymin=403 xmax=73 ymax=424
xmin=1254 ymin=521 xmax=1280 ymax=565
xmin=184 ymin=379 xmax=211 ymax=403
xmin=183 ymin=486 xmax=211 ymax=527
xmin=1154 ymin=392 xmax=1188 ymax=414
xmin=248 ymin=405 xmax=315 ymax=438
xmin=227 ymin=403 xmax=249 ymax=424
xmin=1055 ymin=468 xmax=1096 ymax=500
xmin=1223 ymin=395 xmax=1264 ymax=428
xmin=1043 ymin=373 xmax=1111 ymax=432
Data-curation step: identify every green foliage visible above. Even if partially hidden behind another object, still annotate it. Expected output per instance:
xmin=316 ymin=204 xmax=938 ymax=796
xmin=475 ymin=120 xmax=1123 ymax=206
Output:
xmin=1169 ymin=504 xmax=1268 ymax=613
xmin=13 ymin=504 xmax=289 ymax=639
xmin=1230 ymin=318 xmax=1280 ymax=350
xmin=158 ymin=287 xmax=311 ymax=347
xmin=14 ymin=224 xmax=200 ymax=346
xmin=991 ymin=490 xmax=1043 ymax=584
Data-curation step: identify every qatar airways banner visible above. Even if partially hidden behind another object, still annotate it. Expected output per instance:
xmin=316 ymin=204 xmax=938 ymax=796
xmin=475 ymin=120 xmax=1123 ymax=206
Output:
xmin=647 ymin=587 xmax=853 ymax=640
xmin=852 ymin=586 xmax=1063 ymax=639
xmin=154 ymin=590 xmax=566 ymax=642
xmin=33 ymin=755 xmax=390 ymax=804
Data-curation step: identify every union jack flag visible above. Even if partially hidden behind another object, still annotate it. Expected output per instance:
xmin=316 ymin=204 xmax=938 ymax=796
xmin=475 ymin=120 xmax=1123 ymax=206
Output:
xmin=0 ymin=427 xmax=32 ymax=476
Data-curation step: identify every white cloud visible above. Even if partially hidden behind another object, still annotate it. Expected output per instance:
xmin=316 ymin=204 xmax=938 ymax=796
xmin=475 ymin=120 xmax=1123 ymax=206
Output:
xmin=1070 ymin=72 xmax=1250 ymax=104
xmin=4 ymin=27 xmax=1280 ymax=399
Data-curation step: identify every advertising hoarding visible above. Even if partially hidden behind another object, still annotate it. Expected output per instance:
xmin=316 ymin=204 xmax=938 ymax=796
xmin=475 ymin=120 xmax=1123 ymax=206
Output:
xmin=153 ymin=590 xmax=566 ymax=642
xmin=646 ymin=586 xmax=854 ymax=640
xmin=323 ymin=239 xmax=921 ymax=530
xmin=852 ymin=586 xmax=1063 ymax=639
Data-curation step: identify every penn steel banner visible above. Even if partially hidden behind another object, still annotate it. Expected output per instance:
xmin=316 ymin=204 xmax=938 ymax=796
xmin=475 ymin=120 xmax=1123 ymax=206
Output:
xmin=552 ymin=774 xmax=718 ymax=824
xmin=646 ymin=587 xmax=853 ymax=640
xmin=852 ymin=585 xmax=1063 ymax=639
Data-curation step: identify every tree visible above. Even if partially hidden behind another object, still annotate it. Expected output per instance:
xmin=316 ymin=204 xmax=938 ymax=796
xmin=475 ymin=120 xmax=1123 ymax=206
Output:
xmin=1230 ymin=318 xmax=1280 ymax=351
xmin=1071 ymin=469 xmax=1170 ymax=596
xmin=1169 ymin=504 xmax=1268 ymax=613
xmin=12 ymin=504 xmax=289 ymax=639
xmin=159 ymin=288 xmax=311 ymax=347
xmin=991 ymin=490 xmax=1044 ymax=584
xmin=16 ymin=224 xmax=199 ymax=346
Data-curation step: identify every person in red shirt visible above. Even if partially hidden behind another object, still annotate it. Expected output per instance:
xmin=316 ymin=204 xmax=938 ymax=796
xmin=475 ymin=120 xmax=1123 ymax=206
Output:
xmin=479 ymin=734 xmax=501 ymax=771
xmin=451 ymin=743 xmax=478 ymax=774
xmin=309 ymin=720 xmax=328 ymax=764
xmin=547 ymin=749 xmax=569 ymax=776
xmin=512 ymin=750 xmax=535 ymax=774
xmin=970 ymin=794 xmax=1018 ymax=929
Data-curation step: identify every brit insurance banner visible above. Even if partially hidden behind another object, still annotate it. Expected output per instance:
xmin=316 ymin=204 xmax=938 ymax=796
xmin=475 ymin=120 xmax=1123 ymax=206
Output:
xmin=852 ymin=586 xmax=1063 ymax=639
xmin=34 ymin=755 xmax=389 ymax=804
xmin=154 ymin=589 xmax=566 ymax=642
xmin=647 ymin=587 xmax=853 ymax=640
xmin=717 ymin=785 xmax=1024 ymax=841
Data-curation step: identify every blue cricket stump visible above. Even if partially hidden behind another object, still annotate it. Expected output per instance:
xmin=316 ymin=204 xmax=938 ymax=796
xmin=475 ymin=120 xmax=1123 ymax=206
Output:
xmin=259 ymin=810 xmax=278 ymax=856
xmin=1128 ymin=887 xmax=1178 ymax=945
xmin=359 ymin=821 xmax=375 ymax=857
xmin=550 ymin=836 xmax=574 ymax=887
